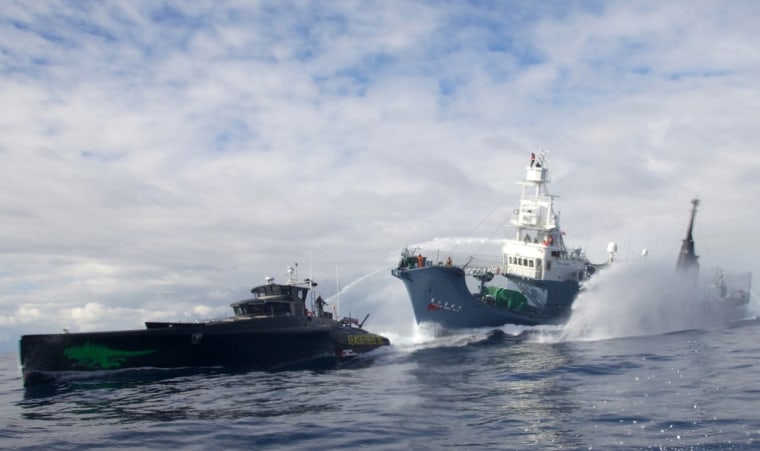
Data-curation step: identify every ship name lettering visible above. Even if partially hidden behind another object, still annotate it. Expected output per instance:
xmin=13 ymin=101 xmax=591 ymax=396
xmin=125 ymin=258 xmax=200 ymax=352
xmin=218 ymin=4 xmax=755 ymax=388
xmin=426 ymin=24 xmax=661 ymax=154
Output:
xmin=347 ymin=335 xmax=385 ymax=346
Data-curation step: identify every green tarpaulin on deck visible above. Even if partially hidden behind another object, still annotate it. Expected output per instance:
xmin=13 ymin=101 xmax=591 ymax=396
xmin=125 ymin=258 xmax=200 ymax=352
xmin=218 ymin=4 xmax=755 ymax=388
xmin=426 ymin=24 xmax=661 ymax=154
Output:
xmin=485 ymin=286 xmax=529 ymax=312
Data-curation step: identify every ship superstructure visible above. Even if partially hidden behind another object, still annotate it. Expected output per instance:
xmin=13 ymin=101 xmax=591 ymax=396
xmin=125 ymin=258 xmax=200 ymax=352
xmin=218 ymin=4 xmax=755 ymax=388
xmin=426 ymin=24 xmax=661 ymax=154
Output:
xmin=392 ymin=152 xmax=614 ymax=328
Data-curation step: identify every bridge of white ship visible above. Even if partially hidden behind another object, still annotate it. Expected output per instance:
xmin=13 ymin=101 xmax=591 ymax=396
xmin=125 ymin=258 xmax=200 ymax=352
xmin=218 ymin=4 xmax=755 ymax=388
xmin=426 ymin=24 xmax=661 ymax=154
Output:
xmin=505 ymin=255 xmax=542 ymax=279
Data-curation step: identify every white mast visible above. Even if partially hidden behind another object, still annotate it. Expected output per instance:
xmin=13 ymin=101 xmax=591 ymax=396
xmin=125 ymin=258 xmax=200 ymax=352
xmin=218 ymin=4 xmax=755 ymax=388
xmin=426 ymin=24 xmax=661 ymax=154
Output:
xmin=510 ymin=151 xmax=560 ymax=245
xmin=502 ymin=151 xmax=590 ymax=284
xmin=335 ymin=264 xmax=340 ymax=318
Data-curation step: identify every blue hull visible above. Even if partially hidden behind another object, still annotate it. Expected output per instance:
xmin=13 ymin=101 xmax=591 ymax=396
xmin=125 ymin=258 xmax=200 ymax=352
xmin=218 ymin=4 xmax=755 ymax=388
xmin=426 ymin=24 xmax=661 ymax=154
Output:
xmin=392 ymin=265 xmax=580 ymax=328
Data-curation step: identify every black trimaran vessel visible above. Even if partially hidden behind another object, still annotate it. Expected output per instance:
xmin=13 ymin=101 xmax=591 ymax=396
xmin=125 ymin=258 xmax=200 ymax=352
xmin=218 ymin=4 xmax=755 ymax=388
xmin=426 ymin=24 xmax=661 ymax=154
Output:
xmin=19 ymin=267 xmax=390 ymax=384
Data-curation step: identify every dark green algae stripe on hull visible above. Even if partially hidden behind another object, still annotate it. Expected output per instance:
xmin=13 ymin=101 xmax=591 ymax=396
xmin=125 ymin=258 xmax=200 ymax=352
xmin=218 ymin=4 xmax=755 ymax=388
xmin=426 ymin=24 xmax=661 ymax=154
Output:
xmin=63 ymin=342 xmax=157 ymax=369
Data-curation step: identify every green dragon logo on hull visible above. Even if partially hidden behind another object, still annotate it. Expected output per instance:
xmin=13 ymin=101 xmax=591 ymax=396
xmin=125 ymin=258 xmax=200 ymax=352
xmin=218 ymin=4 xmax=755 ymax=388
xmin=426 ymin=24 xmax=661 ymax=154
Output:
xmin=64 ymin=342 xmax=157 ymax=369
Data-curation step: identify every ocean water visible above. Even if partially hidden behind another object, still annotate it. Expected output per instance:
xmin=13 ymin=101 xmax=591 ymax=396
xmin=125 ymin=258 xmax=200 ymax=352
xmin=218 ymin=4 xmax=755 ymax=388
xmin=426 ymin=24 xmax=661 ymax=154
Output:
xmin=3 ymin=258 xmax=760 ymax=450
xmin=3 ymin=318 xmax=760 ymax=450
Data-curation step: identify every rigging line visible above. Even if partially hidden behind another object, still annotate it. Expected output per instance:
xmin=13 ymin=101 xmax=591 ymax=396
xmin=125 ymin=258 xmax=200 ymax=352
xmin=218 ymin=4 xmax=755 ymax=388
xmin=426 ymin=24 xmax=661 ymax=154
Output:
xmin=471 ymin=215 xmax=512 ymax=258
xmin=448 ymin=196 xmax=511 ymax=255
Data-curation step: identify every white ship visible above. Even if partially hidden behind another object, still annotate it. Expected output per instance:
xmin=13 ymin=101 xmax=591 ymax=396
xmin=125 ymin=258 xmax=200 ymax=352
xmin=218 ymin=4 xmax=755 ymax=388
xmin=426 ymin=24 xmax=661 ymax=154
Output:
xmin=392 ymin=152 xmax=614 ymax=328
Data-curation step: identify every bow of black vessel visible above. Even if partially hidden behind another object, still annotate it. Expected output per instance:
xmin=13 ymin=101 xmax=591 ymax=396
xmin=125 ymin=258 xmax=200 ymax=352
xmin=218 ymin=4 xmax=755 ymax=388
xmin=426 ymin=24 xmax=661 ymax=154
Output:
xmin=19 ymin=267 xmax=390 ymax=384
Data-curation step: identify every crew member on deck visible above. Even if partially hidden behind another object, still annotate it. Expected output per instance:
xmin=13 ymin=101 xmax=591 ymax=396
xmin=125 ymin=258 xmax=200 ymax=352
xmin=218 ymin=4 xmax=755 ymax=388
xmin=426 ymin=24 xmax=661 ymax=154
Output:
xmin=316 ymin=295 xmax=327 ymax=317
xmin=530 ymin=152 xmax=536 ymax=167
xmin=446 ymin=256 xmax=453 ymax=266
xmin=417 ymin=254 xmax=424 ymax=268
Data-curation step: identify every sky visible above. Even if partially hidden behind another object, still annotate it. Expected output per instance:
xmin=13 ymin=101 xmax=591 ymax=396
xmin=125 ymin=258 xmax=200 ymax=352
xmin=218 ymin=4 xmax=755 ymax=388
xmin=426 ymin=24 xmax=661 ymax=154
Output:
xmin=2 ymin=0 xmax=759 ymax=352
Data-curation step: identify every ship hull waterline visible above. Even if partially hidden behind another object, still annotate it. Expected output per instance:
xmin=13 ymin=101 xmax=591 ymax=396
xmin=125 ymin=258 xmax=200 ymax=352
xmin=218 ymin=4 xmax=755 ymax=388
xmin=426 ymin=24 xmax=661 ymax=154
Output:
xmin=392 ymin=265 xmax=580 ymax=329
xmin=20 ymin=317 xmax=389 ymax=384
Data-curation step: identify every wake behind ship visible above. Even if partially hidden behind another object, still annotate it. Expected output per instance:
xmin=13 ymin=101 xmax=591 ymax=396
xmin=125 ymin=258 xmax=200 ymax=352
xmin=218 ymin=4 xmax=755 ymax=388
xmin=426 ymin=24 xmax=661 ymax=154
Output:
xmin=392 ymin=152 xmax=615 ymax=329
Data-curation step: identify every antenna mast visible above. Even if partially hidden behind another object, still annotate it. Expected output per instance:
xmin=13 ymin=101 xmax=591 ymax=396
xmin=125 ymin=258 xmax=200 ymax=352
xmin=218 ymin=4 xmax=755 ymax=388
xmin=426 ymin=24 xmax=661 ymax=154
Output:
xmin=676 ymin=198 xmax=700 ymax=272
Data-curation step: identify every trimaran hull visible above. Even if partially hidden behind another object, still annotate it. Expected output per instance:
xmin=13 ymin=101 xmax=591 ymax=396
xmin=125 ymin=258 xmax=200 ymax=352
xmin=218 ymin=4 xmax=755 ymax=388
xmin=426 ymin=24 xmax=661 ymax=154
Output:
xmin=20 ymin=317 xmax=388 ymax=384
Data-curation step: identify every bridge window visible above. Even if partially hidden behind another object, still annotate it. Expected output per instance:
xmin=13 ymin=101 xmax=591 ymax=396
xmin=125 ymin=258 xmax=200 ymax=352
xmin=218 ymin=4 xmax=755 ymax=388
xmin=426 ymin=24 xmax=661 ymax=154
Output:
xmin=234 ymin=301 xmax=293 ymax=317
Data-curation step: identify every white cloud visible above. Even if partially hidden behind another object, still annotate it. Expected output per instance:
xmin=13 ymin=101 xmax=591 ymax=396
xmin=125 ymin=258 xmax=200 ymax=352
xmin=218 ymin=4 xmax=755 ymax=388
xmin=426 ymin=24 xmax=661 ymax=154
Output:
xmin=1 ymin=1 xmax=759 ymax=351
